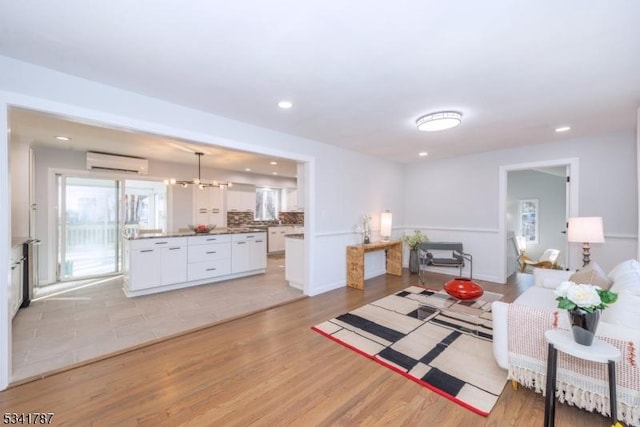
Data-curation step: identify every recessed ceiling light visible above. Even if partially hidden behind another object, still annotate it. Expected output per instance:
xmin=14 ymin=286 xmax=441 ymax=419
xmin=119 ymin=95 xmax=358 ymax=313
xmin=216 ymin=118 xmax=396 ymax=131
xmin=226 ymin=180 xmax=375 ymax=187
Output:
xmin=270 ymin=161 xmax=278 ymax=165
xmin=278 ymin=101 xmax=293 ymax=109
xmin=245 ymin=168 xmax=251 ymax=172
xmin=55 ymin=136 xmax=71 ymax=141
xmin=272 ymin=172 xmax=278 ymax=175
xmin=555 ymin=126 xmax=571 ymax=133
xmin=416 ymin=111 xmax=462 ymax=132
xmin=419 ymin=152 xmax=428 ymax=157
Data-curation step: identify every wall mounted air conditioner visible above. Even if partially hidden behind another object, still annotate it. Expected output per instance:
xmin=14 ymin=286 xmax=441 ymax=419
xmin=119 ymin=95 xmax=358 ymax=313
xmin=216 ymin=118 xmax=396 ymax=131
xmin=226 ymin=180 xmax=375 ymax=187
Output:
xmin=86 ymin=151 xmax=149 ymax=175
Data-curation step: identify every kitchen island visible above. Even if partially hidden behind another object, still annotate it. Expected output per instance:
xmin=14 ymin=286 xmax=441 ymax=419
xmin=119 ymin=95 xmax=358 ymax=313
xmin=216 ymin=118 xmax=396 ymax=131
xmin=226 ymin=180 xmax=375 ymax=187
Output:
xmin=123 ymin=229 xmax=267 ymax=297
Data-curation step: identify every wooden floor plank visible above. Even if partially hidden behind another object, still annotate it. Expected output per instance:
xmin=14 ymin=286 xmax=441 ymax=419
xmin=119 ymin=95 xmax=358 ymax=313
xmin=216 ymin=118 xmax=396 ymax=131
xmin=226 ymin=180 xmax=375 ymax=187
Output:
xmin=0 ymin=270 xmax=612 ymax=426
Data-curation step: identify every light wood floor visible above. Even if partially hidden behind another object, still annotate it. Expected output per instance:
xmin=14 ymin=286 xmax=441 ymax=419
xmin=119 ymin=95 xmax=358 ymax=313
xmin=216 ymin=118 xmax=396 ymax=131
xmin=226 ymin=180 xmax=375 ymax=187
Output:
xmin=12 ymin=256 xmax=302 ymax=383
xmin=0 ymin=270 xmax=612 ymax=426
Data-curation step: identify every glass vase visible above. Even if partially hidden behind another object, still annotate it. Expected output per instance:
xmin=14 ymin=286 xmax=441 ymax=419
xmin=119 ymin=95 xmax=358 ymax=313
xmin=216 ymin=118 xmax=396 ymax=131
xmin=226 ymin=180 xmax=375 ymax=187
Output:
xmin=567 ymin=307 xmax=601 ymax=346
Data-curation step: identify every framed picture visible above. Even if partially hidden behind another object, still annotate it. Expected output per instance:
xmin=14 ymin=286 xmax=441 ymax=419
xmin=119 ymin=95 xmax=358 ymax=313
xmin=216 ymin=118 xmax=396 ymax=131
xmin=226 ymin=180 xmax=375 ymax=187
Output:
xmin=518 ymin=199 xmax=539 ymax=244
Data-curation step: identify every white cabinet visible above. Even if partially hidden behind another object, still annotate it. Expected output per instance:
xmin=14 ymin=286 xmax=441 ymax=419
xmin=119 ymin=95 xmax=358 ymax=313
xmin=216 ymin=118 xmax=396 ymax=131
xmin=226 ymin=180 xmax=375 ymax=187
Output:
xmin=268 ymin=226 xmax=283 ymax=253
xmin=128 ymin=246 xmax=161 ymax=290
xmin=127 ymin=237 xmax=188 ymax=291
xmin=227 ymin=184 xmax=256 ymax=212
xmin=250 ymin=236 xmax=267 ymax=270
xmin=285 ymin=236 xmax=304 ymax=290
xmin=231 ymin=238 xmax=251 ymax=273
xmin=268 ymin=226 xmax=296 ymax=253
xmin=232 ymin=232 xmax=267 ymax=273
xmin=296 ymin=163 xmax=305 ymax=211
xmin=187 ymin=234 xmax=232 ymax=281
xmin=286 ymin=189 xmax=298 ymax=211
xmin=161 ymin=244 xmax=188 ymax=285
xmin=193 ymin=186 xmax=225 ymax=228
xmin=123 ymin=231 xmax=266 ymax=297
xmin=10 ymin=245 xmax=24 ymax=319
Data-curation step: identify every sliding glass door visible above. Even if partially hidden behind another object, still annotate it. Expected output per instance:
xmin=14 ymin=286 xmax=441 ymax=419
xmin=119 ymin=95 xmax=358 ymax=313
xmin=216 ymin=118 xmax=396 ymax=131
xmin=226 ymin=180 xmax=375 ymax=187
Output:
xmin=57 ymin=175 xmax=120 ymax=281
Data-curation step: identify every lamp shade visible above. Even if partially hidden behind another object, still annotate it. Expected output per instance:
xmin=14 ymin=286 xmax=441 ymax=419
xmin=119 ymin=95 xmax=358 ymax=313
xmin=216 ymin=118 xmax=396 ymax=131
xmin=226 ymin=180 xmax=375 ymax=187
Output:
xmin=380 ymin=210 xmax=392 ymax=240
xmin=567 ymin=217 xmax=605 ymax=243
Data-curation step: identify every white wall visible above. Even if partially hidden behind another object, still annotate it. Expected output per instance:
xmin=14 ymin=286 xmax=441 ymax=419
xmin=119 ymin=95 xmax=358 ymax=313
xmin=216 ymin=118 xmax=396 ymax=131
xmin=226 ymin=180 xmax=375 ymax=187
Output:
xmin=0 ymin=56 xmax=406 ymax=390
xmin=0 ymin=102 xmax=9 ymax=391
xmin=404 ymin=131 xmax=638 ymax=282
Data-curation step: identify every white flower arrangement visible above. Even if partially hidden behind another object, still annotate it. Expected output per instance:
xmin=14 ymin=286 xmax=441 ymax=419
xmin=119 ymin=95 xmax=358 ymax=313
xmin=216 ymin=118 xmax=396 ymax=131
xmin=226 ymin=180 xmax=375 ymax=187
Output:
xmin=353 ymin=215 xmax=372 ymax=243
xmin=554 ymin=281 xmax=618 ymax=313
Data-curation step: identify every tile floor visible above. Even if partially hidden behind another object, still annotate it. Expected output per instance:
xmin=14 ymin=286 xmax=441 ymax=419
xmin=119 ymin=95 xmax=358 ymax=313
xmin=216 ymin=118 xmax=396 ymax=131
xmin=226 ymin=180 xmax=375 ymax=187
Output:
xmin=11 ymin=255 xmax=304 ymax=384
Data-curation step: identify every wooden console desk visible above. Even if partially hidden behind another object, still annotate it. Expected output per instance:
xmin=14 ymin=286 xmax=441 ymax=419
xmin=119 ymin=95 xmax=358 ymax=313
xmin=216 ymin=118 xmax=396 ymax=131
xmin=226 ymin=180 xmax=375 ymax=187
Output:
xmin=346 ymin=240 xmax=403 ymax=290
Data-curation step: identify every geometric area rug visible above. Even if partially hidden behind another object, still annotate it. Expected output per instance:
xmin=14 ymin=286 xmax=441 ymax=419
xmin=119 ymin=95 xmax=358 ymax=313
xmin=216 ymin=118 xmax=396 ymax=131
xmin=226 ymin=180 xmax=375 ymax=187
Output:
xmin=311 ymin=285 xmax=507 ymax=416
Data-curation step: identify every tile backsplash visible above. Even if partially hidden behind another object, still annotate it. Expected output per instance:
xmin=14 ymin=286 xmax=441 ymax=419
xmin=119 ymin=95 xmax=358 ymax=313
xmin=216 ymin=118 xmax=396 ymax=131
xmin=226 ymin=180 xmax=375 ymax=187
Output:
xmin=278 ymin=212 xmax=304 ymax=225
xmin=227 ymin=211 xmax=304 ymax=228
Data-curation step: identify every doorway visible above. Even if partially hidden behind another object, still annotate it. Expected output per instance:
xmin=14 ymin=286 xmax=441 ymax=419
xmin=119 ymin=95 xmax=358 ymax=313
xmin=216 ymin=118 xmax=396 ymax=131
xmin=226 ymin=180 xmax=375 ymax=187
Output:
xmin=498 ymin=158 xmax=579 ymax=282
xmin=56 ymin=175 xmax=121 ymax=281
xmin=54 ymin=175 xmax=169 ymax=283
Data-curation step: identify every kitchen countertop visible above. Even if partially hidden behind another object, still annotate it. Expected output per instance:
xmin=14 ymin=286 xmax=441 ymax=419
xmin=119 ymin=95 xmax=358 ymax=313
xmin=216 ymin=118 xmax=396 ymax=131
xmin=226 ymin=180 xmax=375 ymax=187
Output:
xmin=124 ymin=228 xmax=266 ymax=240
xmin=247 ymin=224 xmax=303 ymax=228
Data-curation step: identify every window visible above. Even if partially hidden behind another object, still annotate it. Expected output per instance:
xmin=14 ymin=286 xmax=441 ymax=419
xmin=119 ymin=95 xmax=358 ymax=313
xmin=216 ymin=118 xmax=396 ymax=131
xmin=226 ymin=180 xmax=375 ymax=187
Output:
xmin=518 ymin=199 xmax=539 ymax=244
xmin=255 ymin=188 xmax=280 ymax=221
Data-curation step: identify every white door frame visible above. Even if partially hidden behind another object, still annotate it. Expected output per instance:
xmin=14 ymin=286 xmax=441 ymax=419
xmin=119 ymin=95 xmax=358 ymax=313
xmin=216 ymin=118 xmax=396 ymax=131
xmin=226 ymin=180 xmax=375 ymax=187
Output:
xmin=498 ymin=157 xmax=580 ymax=283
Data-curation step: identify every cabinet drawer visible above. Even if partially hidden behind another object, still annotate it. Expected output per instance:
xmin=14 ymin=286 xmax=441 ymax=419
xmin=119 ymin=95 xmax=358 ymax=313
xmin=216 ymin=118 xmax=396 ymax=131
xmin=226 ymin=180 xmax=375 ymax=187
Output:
xmin=188 ymin=242 xmax=231 ymax=263
xmin=131 ymin=237 xmax=187 ymax=250
xmin=188 ymin=259 xmax=232 ymax=281
xmin=232 ymin=232 xmax=266 ymax=242
xmin=187 ymin=234 xmax=231 ymax=245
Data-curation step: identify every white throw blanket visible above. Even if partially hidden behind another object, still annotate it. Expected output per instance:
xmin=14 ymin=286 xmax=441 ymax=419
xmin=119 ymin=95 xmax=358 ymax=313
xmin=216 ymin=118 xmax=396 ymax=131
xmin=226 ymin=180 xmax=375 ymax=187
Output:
xmin=507 ymin=303 xmax=639 ymax=426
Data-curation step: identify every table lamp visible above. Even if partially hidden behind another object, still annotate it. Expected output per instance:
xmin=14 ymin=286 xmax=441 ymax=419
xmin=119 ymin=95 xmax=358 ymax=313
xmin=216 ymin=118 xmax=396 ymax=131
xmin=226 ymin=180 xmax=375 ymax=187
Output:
xmin=380 ymin=210 xmax=392 ymax=241
xmin=567 ymin=216 xmax=605 ymax=267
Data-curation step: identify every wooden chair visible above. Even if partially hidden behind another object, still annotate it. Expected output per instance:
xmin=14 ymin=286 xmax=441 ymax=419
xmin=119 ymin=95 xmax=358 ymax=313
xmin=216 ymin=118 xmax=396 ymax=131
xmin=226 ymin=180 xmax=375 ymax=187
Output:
xmin=519 ymin=249 xmax=560 ymax=272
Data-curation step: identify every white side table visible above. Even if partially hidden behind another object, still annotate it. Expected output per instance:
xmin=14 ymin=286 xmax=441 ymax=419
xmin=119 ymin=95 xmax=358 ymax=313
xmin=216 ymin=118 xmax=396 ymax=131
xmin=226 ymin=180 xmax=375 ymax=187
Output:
xmin=544 ymin=329 xmax=622 ymax=427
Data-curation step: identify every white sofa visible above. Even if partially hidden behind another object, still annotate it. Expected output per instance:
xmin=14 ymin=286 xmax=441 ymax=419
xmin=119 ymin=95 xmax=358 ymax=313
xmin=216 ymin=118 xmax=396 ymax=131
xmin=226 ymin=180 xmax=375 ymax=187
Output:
xmin=492 ymin=261 xmax=640 ymax=426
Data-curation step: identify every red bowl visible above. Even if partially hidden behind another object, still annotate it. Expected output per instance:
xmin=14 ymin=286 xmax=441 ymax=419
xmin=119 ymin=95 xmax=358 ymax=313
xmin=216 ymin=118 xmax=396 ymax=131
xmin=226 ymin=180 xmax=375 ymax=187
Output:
xmin=444 ymin=278 xmax=484 ymax=300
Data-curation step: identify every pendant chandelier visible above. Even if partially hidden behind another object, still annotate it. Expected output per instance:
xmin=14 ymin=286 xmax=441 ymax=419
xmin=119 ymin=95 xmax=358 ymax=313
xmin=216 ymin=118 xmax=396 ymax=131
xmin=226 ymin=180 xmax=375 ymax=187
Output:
xmin=165 ymin=152 xmax=233 ymax=189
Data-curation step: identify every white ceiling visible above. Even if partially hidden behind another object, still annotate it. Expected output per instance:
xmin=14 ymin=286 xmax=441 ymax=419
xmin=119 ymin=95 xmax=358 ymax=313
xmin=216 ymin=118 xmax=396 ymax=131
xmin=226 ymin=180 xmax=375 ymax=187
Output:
xmin=1 ymin=1 xmax=639 ymax=165
xmin=8 ymin=108 xmax=299 ymax=178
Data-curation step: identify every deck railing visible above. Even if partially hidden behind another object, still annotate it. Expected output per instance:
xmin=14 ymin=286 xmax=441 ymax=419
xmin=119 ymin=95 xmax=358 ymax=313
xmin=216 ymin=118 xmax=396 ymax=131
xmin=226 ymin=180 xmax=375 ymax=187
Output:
xmin=65 ymin=224 xmax=119 ymax=248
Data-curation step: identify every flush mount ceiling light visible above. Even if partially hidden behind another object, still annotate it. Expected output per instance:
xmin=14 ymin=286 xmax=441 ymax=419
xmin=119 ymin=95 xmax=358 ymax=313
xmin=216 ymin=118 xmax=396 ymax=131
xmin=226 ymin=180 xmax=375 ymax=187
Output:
xmin=416 ymin=111 xmax=462 ymax=132
xmin=164 ymin=152 xmax=233 ymax=189
xmin=278 ymin=100 xmax=293 ymax=109
xmin=418 ymin=151 xmax=428 ymax=157
xmin=555 ymin=126 xmax=571 ymax=133
xmin=55 ymin=136 xmax=71 ymax=141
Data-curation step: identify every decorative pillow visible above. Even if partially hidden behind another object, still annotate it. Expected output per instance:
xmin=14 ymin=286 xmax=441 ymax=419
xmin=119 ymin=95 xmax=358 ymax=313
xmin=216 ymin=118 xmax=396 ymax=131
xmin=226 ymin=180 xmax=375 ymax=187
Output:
xmin=609 ymin=269 xmax=640 ymax=296
xmin=601 ymin=291 xmax=640 ymax=329
xmin=607 ymin=259 xmax=640 ymax=282
xmin=569 ymin=262 xmax=613 ymax=290
xmin=602 ymin=267 xmax=640 ymax=328
xmin=541 ymin=278 xmax=561 ymax=289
